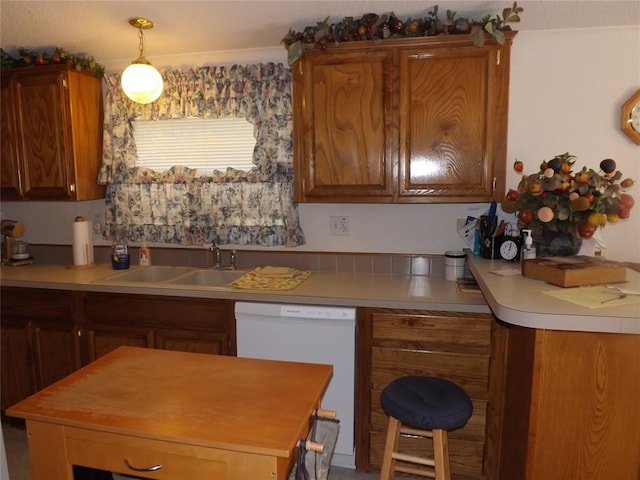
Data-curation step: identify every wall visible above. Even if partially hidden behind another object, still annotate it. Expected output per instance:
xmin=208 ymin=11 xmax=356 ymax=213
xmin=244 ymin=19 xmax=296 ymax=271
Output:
xmin=2 ymin=26 xmax=639 ymax=262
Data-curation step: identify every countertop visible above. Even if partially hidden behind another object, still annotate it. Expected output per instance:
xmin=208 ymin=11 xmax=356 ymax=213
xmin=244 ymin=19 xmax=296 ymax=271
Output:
xmin=3 ymin=259 xmax=639 ymax=334
xmin=467 ymin=255 xmax=640 ymax=334
xmin=0 ymin=263 xmax=490 ymax=314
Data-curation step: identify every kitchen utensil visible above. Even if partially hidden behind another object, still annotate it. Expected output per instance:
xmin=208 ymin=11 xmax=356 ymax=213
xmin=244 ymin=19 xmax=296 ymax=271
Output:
xmin=601 ymin=294 xmax=627 ymax=304
xmin=606 ymin=285 xmax=640 ymax=296
xmin=600 ymin=285 xmax=640 ymax=304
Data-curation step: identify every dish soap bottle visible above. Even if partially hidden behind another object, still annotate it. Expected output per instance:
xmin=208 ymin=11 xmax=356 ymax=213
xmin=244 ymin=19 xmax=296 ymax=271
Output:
xmin=139 ymin=238 xmax=151 ymax=267
xmin=111 ymin=229 xmax=130 ymax=270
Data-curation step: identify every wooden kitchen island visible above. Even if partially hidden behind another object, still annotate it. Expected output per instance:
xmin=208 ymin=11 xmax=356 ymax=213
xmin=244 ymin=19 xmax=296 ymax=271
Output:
xmin=6 ymin=346 xmax=332 ymax=480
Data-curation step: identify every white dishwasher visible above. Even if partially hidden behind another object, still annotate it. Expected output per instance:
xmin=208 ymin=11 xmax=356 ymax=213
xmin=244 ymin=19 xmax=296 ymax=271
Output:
xmin=235 ymin=301 xmax=356 ymax=469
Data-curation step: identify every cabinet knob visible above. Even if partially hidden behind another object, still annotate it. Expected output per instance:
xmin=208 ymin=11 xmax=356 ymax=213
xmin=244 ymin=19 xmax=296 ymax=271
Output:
xmin=69 ymin=183 xmax=76 ymax=193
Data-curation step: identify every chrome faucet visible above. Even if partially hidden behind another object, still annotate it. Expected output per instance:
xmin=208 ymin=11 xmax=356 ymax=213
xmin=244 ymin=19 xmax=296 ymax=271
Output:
xmin=209 ymin=243 xmax=236 ymax=270
xmin=209 ymin=243 xmax=221 ymax=268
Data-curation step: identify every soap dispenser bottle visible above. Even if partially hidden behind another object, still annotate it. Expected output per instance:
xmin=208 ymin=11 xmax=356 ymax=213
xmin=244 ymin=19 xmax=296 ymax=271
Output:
xmin=521 ymin=229 xmax=536 ymax=271
xmin=139 ymin=238 xmax=152 ymax=266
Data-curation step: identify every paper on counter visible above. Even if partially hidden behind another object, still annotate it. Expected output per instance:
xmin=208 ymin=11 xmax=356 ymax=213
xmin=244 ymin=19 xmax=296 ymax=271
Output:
xmin=490 ymin=268 xmax=522 ymax=276
xmin=543 ymin=286 xmax=640 ymax=309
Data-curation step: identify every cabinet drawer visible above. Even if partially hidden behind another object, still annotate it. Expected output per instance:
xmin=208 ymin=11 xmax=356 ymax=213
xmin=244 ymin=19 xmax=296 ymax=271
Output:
xmin=1 ymin=288 xmax=72 ymax=319
xmin=371 ymin=310 xmax=492 ymax=355
xmin=370 ymin=347 xmax=490 ymax=400
xmin=66 ymin=428 xmax=280 ymax=480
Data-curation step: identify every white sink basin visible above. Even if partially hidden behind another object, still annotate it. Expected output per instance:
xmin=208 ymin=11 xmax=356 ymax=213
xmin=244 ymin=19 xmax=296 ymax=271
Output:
xmin=100 ymin=266 xmax=195 ymax=283
xmin=168 ymin=269 xmax=245 ymax=287
xmin=96 ymin=266 xmax=246 ymax=288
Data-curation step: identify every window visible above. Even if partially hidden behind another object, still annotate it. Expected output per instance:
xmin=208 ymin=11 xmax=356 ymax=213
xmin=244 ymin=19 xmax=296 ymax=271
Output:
xmin=133 ymin=117 xmax=256 ymax=173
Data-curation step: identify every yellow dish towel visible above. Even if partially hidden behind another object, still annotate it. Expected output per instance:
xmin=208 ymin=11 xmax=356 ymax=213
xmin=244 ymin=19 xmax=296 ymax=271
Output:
xmin=254 ymin=266 xmax=297 ymax=278
xmin=229 ymin=268 xmax=311 ymax=290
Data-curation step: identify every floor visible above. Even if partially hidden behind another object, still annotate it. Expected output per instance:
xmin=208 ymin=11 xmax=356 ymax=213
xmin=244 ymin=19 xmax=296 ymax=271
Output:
xmin=2 ymin=423 xmax=379 ymax=480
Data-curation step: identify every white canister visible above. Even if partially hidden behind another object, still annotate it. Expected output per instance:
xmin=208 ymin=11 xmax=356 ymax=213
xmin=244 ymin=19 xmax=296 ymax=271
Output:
xmin=445 ymin=251 xmax=467 ymax=281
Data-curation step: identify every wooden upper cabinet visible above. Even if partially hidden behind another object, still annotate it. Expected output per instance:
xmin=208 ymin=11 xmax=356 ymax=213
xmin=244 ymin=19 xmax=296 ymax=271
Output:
xmin=0 ymin=80 xmax=21 ymax=199
xmin=293 ymin=33 xmax=515 ymax=203
xmin=1 ymin=65 xmax=105 ymax=201
xmin=293 ymin=49 xmax=396 ymax=202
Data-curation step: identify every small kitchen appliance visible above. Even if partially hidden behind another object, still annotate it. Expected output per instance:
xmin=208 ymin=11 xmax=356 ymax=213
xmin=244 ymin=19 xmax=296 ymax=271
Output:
xmin=1 ymin=220 xmax=31 ymax=265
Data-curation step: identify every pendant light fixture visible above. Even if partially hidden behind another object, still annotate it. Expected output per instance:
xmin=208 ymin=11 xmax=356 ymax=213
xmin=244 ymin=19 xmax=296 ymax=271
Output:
xmin=121 ymin=17 xmax=164 ymax=104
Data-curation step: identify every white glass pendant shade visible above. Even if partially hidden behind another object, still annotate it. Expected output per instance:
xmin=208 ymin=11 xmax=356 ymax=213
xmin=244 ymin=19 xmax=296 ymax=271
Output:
xmin=121 ymin=62 xmax=164 ymax=104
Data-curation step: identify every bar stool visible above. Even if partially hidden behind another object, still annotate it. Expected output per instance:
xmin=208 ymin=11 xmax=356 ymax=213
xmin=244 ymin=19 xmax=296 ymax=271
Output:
xmin=379 ymin=376 xmax=473 ymax=480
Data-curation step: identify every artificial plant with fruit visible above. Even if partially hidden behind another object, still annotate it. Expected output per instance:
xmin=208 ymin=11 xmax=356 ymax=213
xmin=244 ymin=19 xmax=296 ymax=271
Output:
xmin=1 ymin=47 xmax=105 ymax=78
xmin=502 ymin=153 xmax=635 ymax=254
xmin=281 ymin=2 xmax=523 ymax=65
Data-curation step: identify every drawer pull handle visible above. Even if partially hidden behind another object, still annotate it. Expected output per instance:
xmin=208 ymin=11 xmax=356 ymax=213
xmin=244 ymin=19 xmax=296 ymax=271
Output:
xmin=124 ymin=459 xmax=163 ymax=472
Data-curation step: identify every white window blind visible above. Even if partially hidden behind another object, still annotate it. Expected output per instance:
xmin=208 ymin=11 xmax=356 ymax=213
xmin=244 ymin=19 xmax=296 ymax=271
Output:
xmin=133 ymin=118 xmax=256 ymax=173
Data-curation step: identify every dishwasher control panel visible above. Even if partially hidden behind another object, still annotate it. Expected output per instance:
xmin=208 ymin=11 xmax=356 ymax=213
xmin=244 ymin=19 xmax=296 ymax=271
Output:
xmin=281 ymin=305 xmax=355 ymax=320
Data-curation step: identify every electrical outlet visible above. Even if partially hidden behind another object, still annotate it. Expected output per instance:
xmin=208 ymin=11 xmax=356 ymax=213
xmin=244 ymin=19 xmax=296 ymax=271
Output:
xmin=330 ymin=216 xmax=350 ymax=236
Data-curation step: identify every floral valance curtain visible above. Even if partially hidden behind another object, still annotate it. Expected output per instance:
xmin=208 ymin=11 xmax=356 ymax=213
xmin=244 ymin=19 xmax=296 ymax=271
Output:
xmin=99 ymin=63 xmax=305 ymax=247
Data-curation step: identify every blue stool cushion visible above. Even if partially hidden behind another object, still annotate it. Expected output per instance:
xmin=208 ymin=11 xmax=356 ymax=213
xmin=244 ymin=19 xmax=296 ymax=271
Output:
xmin=380 ymin=376 xmax=473 ymax=431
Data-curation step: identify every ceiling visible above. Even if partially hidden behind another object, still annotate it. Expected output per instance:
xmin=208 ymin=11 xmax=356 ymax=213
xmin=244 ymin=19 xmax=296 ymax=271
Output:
xmin=2 ymin=0 xmax=639 ymax=72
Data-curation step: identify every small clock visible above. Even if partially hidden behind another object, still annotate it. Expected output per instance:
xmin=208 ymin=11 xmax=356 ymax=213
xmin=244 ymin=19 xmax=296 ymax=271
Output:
xmin=621 ymin=89 xmax=640 ymax=145
xmin=499 ymin=237 xmax=521 ymax=262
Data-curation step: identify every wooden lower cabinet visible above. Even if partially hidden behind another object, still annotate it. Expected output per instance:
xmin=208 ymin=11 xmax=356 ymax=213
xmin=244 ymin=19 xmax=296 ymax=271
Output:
xmin=495 ymin=322 xmax=640 ymax=480
xmin=355 ymin=308 xmax=497 ymax=480
xmin=81 ymin=292 xmax=237 ymax=361
xmin=1 ymin=288 xmax=236 ymax=414
xmin=1 ymin=288 xmax=81 ymax=413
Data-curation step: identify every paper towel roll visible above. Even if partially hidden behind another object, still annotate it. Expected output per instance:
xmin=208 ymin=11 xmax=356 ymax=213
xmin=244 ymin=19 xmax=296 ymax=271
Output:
xmin=72 ymin=217 xmax=94 ymax=266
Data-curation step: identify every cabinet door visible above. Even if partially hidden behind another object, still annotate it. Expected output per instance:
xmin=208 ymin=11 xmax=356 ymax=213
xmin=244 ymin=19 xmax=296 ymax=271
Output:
xmin=0 ymin=318 xmax=34 ymax=413
xmin=156 ymin=328 xmax=232 ymax=356
xmin=0 ymin=288 xmax=79 ymax=412
xmin=31 ymin=318 xmax=82 ymax=391
xmin=12 ymin=70 xmax=72 ymax=199
xmin=398 ymin=45 xmax=505 ymax=202
xmin=86 ymin=324 xmax=155 ymax=361
xmin=0 ymin=81 xmax=22 ymax=199
xmin=293 ymin=49 xmax=396 ymax=202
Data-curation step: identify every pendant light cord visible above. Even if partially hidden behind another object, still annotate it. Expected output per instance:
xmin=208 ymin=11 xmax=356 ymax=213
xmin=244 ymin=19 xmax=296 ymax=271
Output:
xmin=138 ymin=28 xmax=145 ymax=58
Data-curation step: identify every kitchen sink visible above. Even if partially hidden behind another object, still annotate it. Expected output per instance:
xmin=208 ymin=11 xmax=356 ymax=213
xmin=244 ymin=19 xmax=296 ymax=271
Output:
xmin=100 ymin=266 xmax=195 ymax=283
xmin=95 ymin=266 xmax=246 ymax=288
xmin=167 ymin=269 xmax=245 ymax=287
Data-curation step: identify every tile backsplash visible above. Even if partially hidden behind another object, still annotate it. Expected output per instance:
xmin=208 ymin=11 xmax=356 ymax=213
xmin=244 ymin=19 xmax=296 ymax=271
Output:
xmin=26 ymin=244 xmax=456 ymax=277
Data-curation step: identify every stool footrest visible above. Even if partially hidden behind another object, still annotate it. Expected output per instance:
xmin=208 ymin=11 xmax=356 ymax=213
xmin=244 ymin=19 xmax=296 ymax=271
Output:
xmin=393 ymin=452 xmax=436 ymax=467
xmin=400 ymin=426 xmax=436 ymax=438
xmin=395 ymin=464 xmax=437 ymax=478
